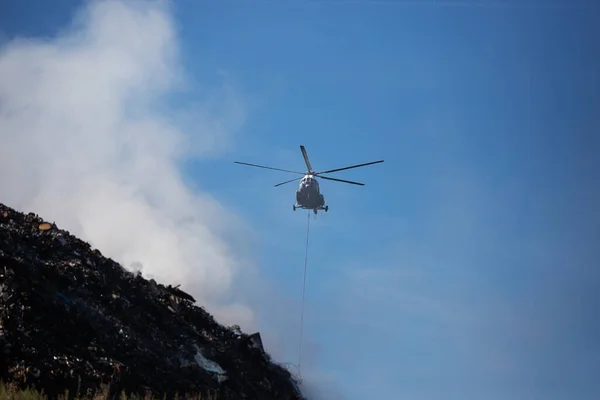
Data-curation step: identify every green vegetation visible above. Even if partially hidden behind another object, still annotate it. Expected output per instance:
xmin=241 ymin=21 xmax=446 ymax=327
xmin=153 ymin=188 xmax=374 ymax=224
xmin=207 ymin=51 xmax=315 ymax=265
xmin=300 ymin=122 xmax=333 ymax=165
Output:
xmin=0 ymin=382 xmax=217 ymax=400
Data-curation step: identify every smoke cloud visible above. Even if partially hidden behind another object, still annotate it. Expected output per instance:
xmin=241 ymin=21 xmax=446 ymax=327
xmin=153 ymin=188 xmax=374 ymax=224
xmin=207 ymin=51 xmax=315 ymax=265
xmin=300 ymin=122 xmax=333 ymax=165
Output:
xmin=0 ymin=2 xmax=350 ymax=398
xmin=0 ymin=0 xmax=253 ymax=327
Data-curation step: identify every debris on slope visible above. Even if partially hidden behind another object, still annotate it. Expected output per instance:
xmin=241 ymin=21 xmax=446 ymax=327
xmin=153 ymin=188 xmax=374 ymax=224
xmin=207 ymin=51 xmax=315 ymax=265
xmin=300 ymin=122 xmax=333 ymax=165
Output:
xmin=0 ymin=203 xmax=304 ymax=400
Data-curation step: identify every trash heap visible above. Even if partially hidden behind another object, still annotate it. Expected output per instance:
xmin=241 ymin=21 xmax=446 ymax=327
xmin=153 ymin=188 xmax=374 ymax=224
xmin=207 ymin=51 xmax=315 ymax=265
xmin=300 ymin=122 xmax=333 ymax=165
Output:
xmin=0 ymin=202 xmax=304 ymax=400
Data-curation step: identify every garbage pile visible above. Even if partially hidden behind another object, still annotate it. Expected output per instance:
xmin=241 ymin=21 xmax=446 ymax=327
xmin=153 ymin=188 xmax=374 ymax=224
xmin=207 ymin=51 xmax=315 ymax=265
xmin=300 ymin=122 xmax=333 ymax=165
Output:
xmin=0 ymin=203 xmax=304 ymax=400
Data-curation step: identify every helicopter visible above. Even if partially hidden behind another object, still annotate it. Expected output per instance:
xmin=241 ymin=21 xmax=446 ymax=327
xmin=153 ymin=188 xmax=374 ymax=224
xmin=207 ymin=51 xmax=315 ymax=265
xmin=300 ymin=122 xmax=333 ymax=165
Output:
xmin=234 ymin=145 xmax=384 ymax=215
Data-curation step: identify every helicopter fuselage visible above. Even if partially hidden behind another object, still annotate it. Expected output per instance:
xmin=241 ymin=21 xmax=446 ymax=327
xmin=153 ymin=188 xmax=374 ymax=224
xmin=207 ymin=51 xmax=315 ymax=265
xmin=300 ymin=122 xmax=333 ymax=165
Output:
xmin=234 ymin=145 xmax=383 ymax=215
xmin=294 ymin=174 xmax=328 ymax=214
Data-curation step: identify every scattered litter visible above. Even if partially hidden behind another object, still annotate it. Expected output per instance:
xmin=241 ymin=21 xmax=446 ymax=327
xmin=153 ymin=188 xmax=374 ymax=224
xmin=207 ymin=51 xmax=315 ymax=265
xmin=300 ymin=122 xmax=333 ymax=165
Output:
xmin=192 ymin=344 xmax=227 ymax=379
xmin=0 ymin=203 xmax=304 ymax=400
xmin=56 ymin=292 xmax=71 ymax=303
xmin=248 ymin=332 xmax=265 ymax=353
xmin=38 ymin=222 xmax=52 ymax=231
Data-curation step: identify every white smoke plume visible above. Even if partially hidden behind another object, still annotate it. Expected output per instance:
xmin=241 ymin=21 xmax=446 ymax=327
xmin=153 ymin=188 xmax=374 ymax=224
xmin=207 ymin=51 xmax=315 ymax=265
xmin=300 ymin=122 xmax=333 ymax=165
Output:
xmin=0 ymin=0 xmax=253 ymax=328
xmin=0 ymin=2 xmax=350 ymax=398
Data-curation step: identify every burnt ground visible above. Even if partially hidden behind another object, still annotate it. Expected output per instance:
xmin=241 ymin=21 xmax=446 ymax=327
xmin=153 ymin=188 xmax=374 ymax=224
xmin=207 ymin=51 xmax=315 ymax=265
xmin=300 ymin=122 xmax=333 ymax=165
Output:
xmin=0 ymin=203 xmax=304 ymax=400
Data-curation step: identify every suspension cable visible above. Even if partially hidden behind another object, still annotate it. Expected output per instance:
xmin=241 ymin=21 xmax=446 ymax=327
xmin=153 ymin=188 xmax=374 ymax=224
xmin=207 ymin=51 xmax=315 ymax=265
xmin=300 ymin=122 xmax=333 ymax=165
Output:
xmin=298 ymin=210 xmax=311 ymax=377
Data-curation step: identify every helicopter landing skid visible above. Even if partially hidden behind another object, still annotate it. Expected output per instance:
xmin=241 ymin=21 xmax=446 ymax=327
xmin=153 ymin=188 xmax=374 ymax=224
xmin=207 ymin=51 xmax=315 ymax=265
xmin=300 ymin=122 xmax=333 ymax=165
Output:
xmin=293 ymin=204 xmax=328 ymax=213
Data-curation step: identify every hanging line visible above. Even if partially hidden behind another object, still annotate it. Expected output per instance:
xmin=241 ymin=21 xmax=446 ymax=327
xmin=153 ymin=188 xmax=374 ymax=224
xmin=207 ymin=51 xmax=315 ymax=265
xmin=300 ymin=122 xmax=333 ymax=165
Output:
xmin=298 ymin=210 xmax=311 ymax=377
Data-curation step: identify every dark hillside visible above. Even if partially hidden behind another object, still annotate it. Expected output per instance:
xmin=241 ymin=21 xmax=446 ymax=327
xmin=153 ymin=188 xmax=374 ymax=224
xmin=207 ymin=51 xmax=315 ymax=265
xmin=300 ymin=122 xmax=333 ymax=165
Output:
xmin=0 ymin=203 xmax=304 ymax=400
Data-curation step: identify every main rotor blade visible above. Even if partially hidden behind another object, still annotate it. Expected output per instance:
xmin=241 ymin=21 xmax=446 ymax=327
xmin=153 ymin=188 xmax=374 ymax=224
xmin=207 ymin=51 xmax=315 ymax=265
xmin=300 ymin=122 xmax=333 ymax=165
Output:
xmin=315 ymin=160 xmax=384 ymax=175
xmin=274 ymin=177 xmax=303 ymax=187
xmin=318 ymin=175 xmax=364 ymax=186
xmin=300 ymin=145 xmax=313 ymax=172
xmin=234 ymin=161 xmax=305 ymax=175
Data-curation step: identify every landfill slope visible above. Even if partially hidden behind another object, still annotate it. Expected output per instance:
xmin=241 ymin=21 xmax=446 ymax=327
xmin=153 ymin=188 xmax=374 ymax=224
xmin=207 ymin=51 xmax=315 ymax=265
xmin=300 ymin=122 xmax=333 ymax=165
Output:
xmin=0 ymin=203 xmax=304 ymax=400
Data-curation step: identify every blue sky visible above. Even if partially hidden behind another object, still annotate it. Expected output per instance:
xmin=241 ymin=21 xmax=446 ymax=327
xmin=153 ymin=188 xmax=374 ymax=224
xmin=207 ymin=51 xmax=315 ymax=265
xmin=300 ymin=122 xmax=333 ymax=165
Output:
xmin=1 ymin=1 xmax=599 ymax=399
